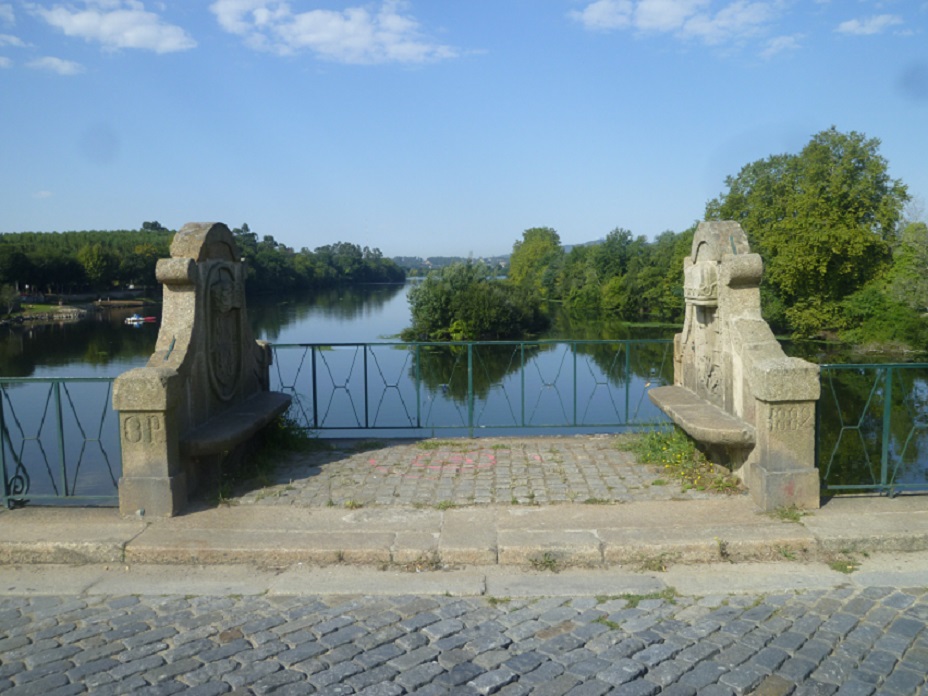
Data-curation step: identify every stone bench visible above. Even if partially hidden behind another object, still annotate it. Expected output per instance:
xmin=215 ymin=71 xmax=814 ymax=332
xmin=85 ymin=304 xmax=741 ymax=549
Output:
xmin=181 ymin=391 xmax=292 ymax=458
xmin=114 ymin=222 xmax=294 ymax=517
xmin=648 ymin=221 xmax=821 ymax=511
xmin=648 ymin=385 xmax=755 ymax=447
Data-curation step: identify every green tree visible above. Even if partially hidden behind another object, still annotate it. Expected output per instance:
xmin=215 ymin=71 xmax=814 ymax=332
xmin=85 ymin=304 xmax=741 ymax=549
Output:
xmin=886 ymin=221 xmax=928 ymax=313
xmin=403 ymin=261 xmax=547 ymax=341
xmin=508 ymin=227 xmax=564 ymax=299
xmin=706 ymin=127 xmax=909 ymax=335
xmin=0 ymin=284 xmax=18 ymax=314
xmin=76 ymin=243 xmax=118 ymax=289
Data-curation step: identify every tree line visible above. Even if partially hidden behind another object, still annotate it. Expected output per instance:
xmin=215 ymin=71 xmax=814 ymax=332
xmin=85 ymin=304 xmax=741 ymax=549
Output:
xmin=410 ymin=127 xmax=927 ymax=349
xmin=0 ymin=222 xmax=405 ymax=303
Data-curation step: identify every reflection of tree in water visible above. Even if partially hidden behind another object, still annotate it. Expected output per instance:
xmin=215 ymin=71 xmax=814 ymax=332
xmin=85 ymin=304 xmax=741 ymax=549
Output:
xmin=818 ymin=366 xmax=928 ymax=490
xmin=248 ymin=284 xmax=406 ymax=342
xmin=0 ymin=312 xmax=160 ymax=377
xmin=412 ymin=343 xmax=549 ymax=404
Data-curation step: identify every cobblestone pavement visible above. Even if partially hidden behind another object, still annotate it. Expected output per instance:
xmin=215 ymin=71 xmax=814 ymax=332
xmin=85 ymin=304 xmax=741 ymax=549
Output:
xmin=234 ymin=436 xmax=725 ymax=508
xmin=2 ymin=584 xmax=928 ymax=695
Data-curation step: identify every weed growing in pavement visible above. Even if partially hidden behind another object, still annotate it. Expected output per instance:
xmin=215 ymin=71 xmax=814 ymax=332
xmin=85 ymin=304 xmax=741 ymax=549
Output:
xmin=416 ymin=439 xmax=463 ymax=451
xmin=596 ymin=588 xmax=678 ymax=609
xmin=211 ymin=415 xmax=323 ymax=505
xmin=632 ymin=552 xmax=680 ymax=573
xmin=595 ymin=617 xmax=621 ymax=630
xmin=486 ymin=596 xmax=512 ymax=606
xmin=622 ymin=428 xmax=742 ymax=495
xmin=770 ymin=505 xmax=808 ymax=524
xmin=351 ymin=440 xmax=385 ymax=453
xmin=434 ymin=500 xmax=456 ymax=510
xmin=529 ymin=552 xmax=562 ymax=573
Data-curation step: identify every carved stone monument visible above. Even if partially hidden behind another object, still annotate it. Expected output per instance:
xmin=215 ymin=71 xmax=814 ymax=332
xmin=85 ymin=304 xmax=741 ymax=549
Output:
xmin=113 ymin=223 xmax=291 ymax=517
xmin=649 ymin=221 xmax=821 ymax=510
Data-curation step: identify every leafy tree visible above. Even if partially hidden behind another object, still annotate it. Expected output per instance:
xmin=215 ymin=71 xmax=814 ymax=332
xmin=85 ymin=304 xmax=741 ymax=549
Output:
xmin=0 ymin=284 xmax=18 ymax=314
xmin=706 ymin=127 xmax=909 ymax=335
xmin=508 ymin=227 xmax=564 ymax=299
xmin=403 ymin=261 xmax=547 ymax=341
xmin=886 ymin=222 xmax=928 ymax=313
xmin=77 ymin=244 xmax=119 ymax=290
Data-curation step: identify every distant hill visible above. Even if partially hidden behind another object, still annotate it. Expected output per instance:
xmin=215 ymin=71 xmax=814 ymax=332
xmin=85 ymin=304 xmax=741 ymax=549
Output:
xmin=392 ymin=255 xmax=510 ymax=271
xmin=394 ymin=239 xmax=605 ymax=272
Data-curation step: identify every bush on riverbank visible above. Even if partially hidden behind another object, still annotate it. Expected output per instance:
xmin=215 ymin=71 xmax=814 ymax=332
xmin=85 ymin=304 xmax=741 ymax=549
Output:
xmin=401 ymin=261 xmax=548 ymax=342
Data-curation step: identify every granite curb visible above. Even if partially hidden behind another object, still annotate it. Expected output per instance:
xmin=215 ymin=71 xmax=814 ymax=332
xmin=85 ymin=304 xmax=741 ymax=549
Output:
xmin=2 ymin=495 xmax=926 ymax=571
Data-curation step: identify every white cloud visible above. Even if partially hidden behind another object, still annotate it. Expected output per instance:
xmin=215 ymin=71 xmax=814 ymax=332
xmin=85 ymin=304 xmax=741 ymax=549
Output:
xmin=33 ymin=190 xmax=53 ymax=199
xmin=34 ymin=0 xmax=196 ymax=53
xmin=27 ymin=55 xmax=85 ymax=74
xmin=0 ymin=56 xmax=10 ymax=68
xmin=0 ymin=4 xmax=13 ymax=24
xmin=568 ymin=0 xmax=634 ymax=31
xmin=836 ymin=14 xmax=903 ymax=36
xmin=210 ymin=0 xmax=457 ymax=64
xmin=637 ymin=0 xmax=708 ymax=32
xmin=760 ymin=33 xmax=801 ymax=59
xmin=682 ymin=1 xmax=776 ymax=44
xmin=571 ymin=0 xmax=782 ymax=47
xmin=0 ymin=33 xmax=24 ymax=47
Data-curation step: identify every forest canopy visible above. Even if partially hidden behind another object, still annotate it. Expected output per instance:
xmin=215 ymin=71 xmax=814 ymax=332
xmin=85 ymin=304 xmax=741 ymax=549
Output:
xmin=0 ymin=222 xmax=405 ymax=296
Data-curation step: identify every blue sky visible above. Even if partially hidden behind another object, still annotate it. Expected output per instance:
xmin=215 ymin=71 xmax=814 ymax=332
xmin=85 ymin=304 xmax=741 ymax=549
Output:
xmin=2 ymin=1 xmax=927 ymax=257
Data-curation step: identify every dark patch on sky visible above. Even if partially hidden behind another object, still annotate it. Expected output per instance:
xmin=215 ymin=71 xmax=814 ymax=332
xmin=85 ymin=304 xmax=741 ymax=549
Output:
xmin=898 ymin=62 xmax=928 ymax=103
xmin=79 ymin=123 xmax=120 ymax=165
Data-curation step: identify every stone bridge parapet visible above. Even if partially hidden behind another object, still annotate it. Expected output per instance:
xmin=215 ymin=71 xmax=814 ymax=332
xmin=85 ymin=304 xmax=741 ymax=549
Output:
xmin=112 ymin=223 xmax=290 ymax=517
xmin=649 ymin=221 xmax=821 ymax=510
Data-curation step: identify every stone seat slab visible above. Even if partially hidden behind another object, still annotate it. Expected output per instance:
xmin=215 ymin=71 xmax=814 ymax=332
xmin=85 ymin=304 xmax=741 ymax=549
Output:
xmin=648 ymin=385 xmax=755 ymax=447
xmin=181 ymin=391 xmax=292 ymax=457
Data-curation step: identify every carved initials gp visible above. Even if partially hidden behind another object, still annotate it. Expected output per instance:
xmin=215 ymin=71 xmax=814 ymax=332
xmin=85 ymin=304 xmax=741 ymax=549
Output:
xmin=123 ymin=414 xmax=166 ymax=444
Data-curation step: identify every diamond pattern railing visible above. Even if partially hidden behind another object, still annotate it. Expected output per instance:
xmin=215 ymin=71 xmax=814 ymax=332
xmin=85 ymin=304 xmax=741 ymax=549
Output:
xmin=1 ymin=378 xmax=121 ymax=508
xmin=818 ymin=363 xmax=928 ymax=495
xmin=269 ymin=340 xmax=676 ymax=436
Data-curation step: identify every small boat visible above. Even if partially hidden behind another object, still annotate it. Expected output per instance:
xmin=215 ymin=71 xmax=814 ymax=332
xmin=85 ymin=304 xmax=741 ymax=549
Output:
xmin=125 ymin=314 xmax=157 ymax=325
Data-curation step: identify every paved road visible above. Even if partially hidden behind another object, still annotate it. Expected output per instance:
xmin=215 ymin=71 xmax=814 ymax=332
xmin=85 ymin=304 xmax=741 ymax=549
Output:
xmin=3 ymin=583 xmax=927 ymax=695
xmin=234 ymin=436 xmax=722 ymax=508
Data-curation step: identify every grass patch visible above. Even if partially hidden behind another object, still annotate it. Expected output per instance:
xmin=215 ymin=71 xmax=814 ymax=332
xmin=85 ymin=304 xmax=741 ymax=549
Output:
xmin=597 ymin=588 xmax=678 ymax=609
xmin=416 ymin=439 xmax=457 ymax=450
xmin=770 ymin=505 xmax=808 ymax=524
xmin=486 ymin=596 xmax=511 ymax=606
xmin=435 ymin=500 xmax=456 ymax=510
xmin=582 ymin=497 xmax=610 ymax=505
xmin=632 ymin=552 xmax=679 ymax=573
xmin=351 ymin=440 xmax=385 ymax=453
xmin=529 ymin=552 xmax=562 ymax=572
xmin=211 ymin=415 xmax=323 ymax=504
xmin=343 ymin=499 xmax=363 ymax=510
xmin=623 ymin=428 xmax=742 ymax=495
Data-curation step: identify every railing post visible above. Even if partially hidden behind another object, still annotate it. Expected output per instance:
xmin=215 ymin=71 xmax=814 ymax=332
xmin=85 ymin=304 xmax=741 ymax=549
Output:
xmin=881 ymin=366 xmax=893 ymax=493
xmin=467 ymin=343 xmax=474 ymax=436
xmin=520 ymin=343 xmax=525 ymax=427
xmin=0 ymin=387 xmax=7 ymax=507
xmin=54 ymin=381 xmax=68 ymax=497
xmin=625 ymin=342 xmax=632 ymax=424
xmin=415 ymin=344 xmax=421 ymax=428
xmin=311 ymin=346 xmax=319 ymax=430
xmin=572 ymin=342 xmax=577 ymax=426
xmin=363 ymin=345 xmax=369 ymax=429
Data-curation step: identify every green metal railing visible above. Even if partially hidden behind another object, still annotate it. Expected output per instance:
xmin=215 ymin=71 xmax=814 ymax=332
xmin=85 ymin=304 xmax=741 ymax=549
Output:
xmin=1 ymin=377 xmax=120 ymax=508
xmin=4 ymin=350 xmax=926 ymax=508
xmin=269 ymin=340 xmax=676 ymax=435
xmin=817 ymin=363 xmax=928 ymax=495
